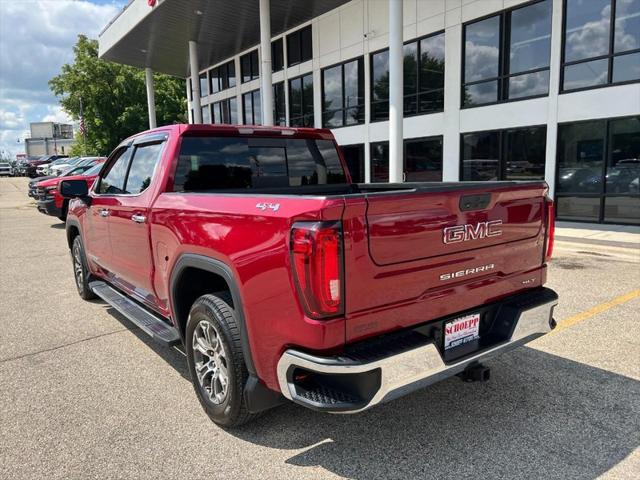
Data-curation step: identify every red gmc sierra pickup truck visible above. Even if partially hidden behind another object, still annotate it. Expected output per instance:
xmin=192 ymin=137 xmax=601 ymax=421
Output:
xmin=60 ymin=124 xmax=558 ymax=427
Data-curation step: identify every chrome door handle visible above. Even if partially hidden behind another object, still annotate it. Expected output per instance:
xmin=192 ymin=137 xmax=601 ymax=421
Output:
xmin=98 ymin=208 xmax=109 ymax=217
xmin=131 ymin=214 xmax=146 ymax=224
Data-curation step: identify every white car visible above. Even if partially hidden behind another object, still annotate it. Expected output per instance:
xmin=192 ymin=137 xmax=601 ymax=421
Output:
xmin=49 ymin=157 xmax=82 ymax=176
xmin=0 ymin=162 xmax=12 ymax=176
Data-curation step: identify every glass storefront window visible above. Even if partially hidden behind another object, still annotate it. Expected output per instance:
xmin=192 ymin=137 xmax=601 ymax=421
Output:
xmin=371 ymin=31 xmax=445 ymax=121
xmin=321 ymin=58 xmax=364 ymax=128
xmin=463 ymin=0 xmax=551 ymax=106
xmin=556 ymin=196 xmax=601 ymax=222
xmin=461 ymin=127 xmax=546 ymax=181
xmin=556 ymin=116 xmax=639 ymax=225
xmin=405 ymin=138 xmax=443 ymax=182
xmin=562 ymin=0 xmax=640 ymax=91
xmin=370 ymin=142 xmax=389 ymax=182
xmin=557 ymin=120 xmax=606 ymax=194
xmin=607 ymin=117 xmax=640 ymax=194
xmin=288 ymin=73 xmax=314 ymax=127
xmin=461 ymin=131 xmax=500 ymax=181
xmin=242 ymin=90 xmax=261 ymax=125
xmin=604 ymin=196 xmax=640 ymax=224
xmin=370 ymin=138 xmax=443 ymax=183
xmin=273 ymin=82 xmax=286 ymax=126
xmin=199 ymin=73 xmax=208 ymax=98
xmin=503 ymin=127 xmax=547 ymax=180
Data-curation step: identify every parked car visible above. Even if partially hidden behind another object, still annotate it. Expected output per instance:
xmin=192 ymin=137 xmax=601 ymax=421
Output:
xmin=36 ymin=160 xmax=105 ymax=220
xmin=26 ymin=155 xmax=67 ymax=178
xmin=61 ymin=124 xmax=557 ymax=427
xmin=0 ymin=162 xmax=12 ymax=176
xmin=48 ymin=156 xmax=86 ymax=176
xmin=28 ymin=157 xmax=105 ymax=198
xmin=13 ymin=159 xmax=29 ymax=176
xmin=606 ymin=159 xmax=639 ymax=194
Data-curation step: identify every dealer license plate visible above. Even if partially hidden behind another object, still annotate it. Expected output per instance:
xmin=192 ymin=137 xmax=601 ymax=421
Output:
xmin=444 ymin=313 xmax=480 ymax=350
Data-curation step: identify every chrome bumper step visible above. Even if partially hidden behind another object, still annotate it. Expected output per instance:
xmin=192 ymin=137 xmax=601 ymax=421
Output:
xmin=277 ymin=287 xmax=559 ymax=413
xmin=90 ymin=281 xmax=180 ymax=347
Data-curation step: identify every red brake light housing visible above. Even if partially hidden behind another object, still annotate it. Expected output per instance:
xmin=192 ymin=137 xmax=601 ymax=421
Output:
xmin=545 ymin=198 xmax=555 ymax=261
xmin=290 ymin=221 xmax=344 ymax=319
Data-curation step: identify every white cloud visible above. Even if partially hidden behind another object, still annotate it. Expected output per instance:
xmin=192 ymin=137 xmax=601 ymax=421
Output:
xmin=0 ymin=1 xmax=124 ymax=158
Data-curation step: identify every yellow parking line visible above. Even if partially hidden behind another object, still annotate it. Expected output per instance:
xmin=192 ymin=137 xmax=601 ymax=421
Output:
xmin=551 ymin=289 xmax=640 ymax=335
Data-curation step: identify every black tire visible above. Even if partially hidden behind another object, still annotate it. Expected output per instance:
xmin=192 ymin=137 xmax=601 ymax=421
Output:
xmin=185 ymin=293 xmax=257 ymax=428
xmin=71 ymin=235 xmax=97 ymax=300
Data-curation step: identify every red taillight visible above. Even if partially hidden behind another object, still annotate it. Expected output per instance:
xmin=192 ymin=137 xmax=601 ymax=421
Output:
xmin=290 ymin=221 xmax=343 ymax=319
xmin=545 ymin=199 xmax=555 ymax=261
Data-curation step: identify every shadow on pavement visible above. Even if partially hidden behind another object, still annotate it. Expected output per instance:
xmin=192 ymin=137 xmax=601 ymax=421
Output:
xmin=49 ymin=222 xmax=65 ymax=229
xmin=232 ymin=347 xmax=640 ymax=480
xmin=94 ymin=300 xmax=640 ymax=479
xmin=101 ymin=305 xmax=190 ymax=381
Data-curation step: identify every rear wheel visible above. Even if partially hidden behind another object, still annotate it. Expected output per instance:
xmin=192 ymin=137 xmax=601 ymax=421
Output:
xmin=185 ymin=293 xmax=256 ymax=427
xmin=71 ymin=236 xmax=96 ymax=300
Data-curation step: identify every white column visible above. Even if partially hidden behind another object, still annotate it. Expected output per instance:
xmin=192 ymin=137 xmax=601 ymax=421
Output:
xmin=259 ymin=0 xmax=274 ymax=126
xmin=544 ymin=0 xmax=565 ymax=198
xmin=189 ymin=40 xmax=202 ymax=124
xmin=388 ymin=0 xmax=403 ymax=183
xmin=144 ymin=67 xmax=157 ymax=129
xmin=442 ymin=24 xmax=462 ymax=181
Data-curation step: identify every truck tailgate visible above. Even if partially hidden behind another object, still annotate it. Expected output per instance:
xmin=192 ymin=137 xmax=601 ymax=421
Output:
xmin=343 ymin=182 xmax=549 ymax=342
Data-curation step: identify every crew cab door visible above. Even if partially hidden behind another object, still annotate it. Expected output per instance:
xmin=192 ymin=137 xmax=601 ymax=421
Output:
xmin=105 ymin=134 xmax=166 ymax=307
xmin=86 ymin=147 xmax=133 ymax=271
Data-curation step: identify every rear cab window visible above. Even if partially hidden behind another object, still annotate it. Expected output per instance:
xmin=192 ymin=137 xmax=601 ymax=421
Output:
xmin=173 ymin=136 xmax=347 ymax=191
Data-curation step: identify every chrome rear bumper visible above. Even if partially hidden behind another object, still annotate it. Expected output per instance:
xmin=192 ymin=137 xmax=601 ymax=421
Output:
xmin=277 ymin=287 xmax=558 ymax=413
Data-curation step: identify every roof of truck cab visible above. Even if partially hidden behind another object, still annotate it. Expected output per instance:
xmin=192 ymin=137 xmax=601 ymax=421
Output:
xmin=121 ymin=124 xmax=336 ymax=145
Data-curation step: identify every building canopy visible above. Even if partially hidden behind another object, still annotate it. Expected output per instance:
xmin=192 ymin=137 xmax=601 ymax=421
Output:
xmin=99 ymin=0 xmax=349 ymax=77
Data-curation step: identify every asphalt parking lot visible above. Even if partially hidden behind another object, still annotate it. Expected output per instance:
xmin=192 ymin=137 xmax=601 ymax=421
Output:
xmin=1 ymin=176 xmax=639 ymax=480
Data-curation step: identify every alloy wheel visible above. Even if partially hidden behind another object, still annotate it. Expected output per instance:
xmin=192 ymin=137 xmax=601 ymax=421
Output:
xmin=72 ymin=243 xmax=84 ymax=292
xmin=192 ymin=320 xmax=229 ymax=405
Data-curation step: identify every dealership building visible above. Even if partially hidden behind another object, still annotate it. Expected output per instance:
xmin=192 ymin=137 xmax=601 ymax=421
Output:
xmin=99 ymin=0 xmax=639 ymax=224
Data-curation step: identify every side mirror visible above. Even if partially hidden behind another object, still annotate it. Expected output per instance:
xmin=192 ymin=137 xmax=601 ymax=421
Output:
xmin=60 ymin=179 xmax=89 ymax=199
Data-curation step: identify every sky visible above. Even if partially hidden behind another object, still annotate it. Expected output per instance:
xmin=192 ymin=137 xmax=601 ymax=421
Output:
xmin=0 ymin=0 xmax=128 ymax=158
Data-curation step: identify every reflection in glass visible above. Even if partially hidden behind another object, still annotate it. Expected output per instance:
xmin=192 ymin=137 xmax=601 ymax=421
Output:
xmin=273 ymin=83 xmax=286 ymax=126
xmin=464 ymin=80 xmax=498 ymax=106
xmin=461 ymin=131 xmax=500 ymax=181
xmin=370 ymin=142 xmax=389 ymax=182
xmin=503 ymin=127 xmax=546 ymax=180
xmin=323 ymin=65 xmax=343 ymax=113
xmin=604 ymin=197 xmax=640 ymax=224
xmin=564 ymin=0 xmax=610 ymax=62
xmin=371 ymin=50 xmax=389 ymax=121
xmin=405 ymin=138 xmax=443 ymax=182
xmin=557 ymin=120 xmax=605 ymax=194
xmin=556 ymin=196 xmax=601 ymax=222
xmin=289 ymin=74 xmax=314 ymax=127
xmin=464 ymin=16 xmax=500 ymax=83
xmin=508 ymin=70 xmax=550 ymax=99
xmin=509 ymin=0 xmax=552 ymax=73
xmin=229 ymin=98 xmax=237 ymax=125
xmin=615 ymin=0 xmax=640 ymax=53
xmin=199 ymin=73 xmax=208 ymax=97
xmin=563 ymin=59 xmax=608 ymax=90
xmin=607 ymin=117 xmax=640 ymax=194
xmin=613 ymin=52 xmax=640 ymax=83
xmin=201 ymin=106 xmax=211 ymax=124
xmin=403 ymin=42 xmax=418 ymax=115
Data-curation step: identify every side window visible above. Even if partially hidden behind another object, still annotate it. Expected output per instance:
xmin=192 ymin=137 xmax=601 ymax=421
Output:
xmin=97 ymin=148 xmax=132 ymax=194
xmin=125 ymin=142 xmax=164 ymax=194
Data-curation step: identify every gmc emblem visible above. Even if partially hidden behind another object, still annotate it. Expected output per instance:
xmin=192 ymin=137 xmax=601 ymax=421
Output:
xmin=443 ymin=220 xmax=503 ymax=244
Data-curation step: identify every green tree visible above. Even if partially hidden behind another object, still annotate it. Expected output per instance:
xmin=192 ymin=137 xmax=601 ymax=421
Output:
xmin=49 ymin=35 xmax=186 ymax=156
